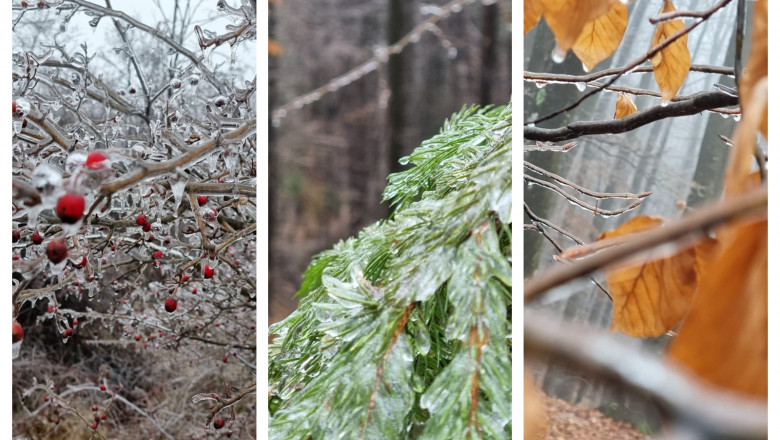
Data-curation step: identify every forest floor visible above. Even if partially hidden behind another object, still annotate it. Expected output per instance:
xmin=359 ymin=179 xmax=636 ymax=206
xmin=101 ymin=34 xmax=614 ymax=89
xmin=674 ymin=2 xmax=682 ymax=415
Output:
xmin=543 ymin=395 xmax=650 ymax=440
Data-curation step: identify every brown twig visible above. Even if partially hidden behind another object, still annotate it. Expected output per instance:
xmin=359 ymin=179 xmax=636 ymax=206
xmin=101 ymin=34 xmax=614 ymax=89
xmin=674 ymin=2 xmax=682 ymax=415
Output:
xmin=524 ymin=91 xmax=738 ymax=142
xmin=525 ymin=162 xmax=651 ymax=199
xmin=525 ymin=175 xmax=642 ymax=216
xmin=524 ymin=184 xmax=767 ymax=302
xmin=524 ymin=64 xmax=734 ymax=84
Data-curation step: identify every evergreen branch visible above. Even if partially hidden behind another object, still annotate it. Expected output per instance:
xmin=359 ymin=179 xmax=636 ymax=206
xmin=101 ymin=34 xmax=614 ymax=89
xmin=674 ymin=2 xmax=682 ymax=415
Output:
xmin=524 ymin=91 xmax=737 ymax=142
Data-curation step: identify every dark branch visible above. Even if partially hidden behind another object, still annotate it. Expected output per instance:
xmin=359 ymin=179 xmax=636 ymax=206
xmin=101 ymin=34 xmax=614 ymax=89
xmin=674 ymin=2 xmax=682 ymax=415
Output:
xmin=524 ymin=91 xmax=737 ymax=142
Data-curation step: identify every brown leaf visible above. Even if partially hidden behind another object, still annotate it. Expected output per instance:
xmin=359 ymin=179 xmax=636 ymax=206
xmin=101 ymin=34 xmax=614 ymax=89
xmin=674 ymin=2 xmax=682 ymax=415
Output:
xmin=650 ymin=1 xmax=690 ymax=103
xmin=724 ymin=78 xmax=767 ymax=197
xmin=268 ymin=39 xmax=284 ymax=57
xmin=524 ymin=371 xmax=548 ymax=440
xmin=599 ymin=216 xmax=717 ymax=338
xmin=572 ymin=2 xmax=628 ymax=72
xmin=613 ymin=92 xmax=637 ymax=119
xmin=540 ymin=0 xmax=617 ymax=61
xmin=739 ymin=0 xmax=767 ymax=137
xmin=668 ymin=218 xmax=767 ymax=398
xmin=524 ymin=0 xmax=544 ymax=35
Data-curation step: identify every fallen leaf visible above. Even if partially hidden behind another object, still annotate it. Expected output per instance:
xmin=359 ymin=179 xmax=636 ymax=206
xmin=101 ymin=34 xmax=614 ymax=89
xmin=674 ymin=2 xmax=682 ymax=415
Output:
xmin=540 ymin=0 xmax=618 ymax=61
xmin=613 ymin=92 xmax=637 ymax=119
xmin=668 ymin=218 xmax=767 ymax=398
xmin=739 ymin=0 xmax=767 ymax=137
xmin=650 ymin=1 xmax=690 ymax=103
xmin=572 ymin=2 xmax=628 ymax=72
xmin=524 ymin=371 xmax=548 ymax=440
xmin=600 ymin=216 xmax=716 ymax=337
xmin=525 ymin=0 xmax=544 ymax=35
xmin=268 ymin=39 xmax=284 ymax=57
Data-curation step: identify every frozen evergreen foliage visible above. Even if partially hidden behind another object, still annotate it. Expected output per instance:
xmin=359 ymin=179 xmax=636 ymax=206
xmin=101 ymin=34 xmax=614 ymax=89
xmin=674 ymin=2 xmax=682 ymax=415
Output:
xmin=269 ymin=104 xmax=512 ymax=439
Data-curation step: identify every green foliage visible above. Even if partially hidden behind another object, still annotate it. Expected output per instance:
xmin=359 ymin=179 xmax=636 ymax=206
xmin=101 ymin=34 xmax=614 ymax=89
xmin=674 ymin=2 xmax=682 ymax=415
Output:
xmin=269 ymin=104 xmax=512 ymax=439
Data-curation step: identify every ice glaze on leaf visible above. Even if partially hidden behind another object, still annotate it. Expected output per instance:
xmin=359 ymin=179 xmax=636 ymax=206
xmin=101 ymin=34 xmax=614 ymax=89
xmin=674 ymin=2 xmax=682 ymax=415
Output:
xmin=572 ymin=2 xmax=628 ymax=72
xmin=540 ymin=0 xmax=618 ymax=60
xmin=650 ymin=0 xmax=691 ymax=103
xmin=613 ymin=92 xmax=637 ymax=119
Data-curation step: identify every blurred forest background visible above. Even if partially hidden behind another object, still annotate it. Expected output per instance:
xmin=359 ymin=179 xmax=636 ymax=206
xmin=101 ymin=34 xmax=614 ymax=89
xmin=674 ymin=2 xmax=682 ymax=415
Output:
xmin=268 ymin=0 xmax=512 ymax=324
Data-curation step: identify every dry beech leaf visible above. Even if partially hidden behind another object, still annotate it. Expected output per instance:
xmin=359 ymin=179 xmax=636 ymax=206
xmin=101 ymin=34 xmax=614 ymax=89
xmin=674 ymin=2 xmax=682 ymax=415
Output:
xmin=739 ymin=0 xmax=767 ymax=137
xmin=650 ymin=0 xmax=690 ymax=103
xmin=524 ymin=371 xmax=548 ymax=440
xmin=540 ymin=0 xmax=617 ymax=61
xmin=268 ymin=39 xmax=284 ymax=57
xmin=724 ymin=78 xmax=767 ymax=197
xmin=572 ymin=2 xmax=628 ymax=72
xmin=613 ymin=92 xmax=637 ymax=119
xmin=599 ymin=216 xmax=716 ymax=338
xmin=669 ymin=219 xmax=767 ymax=398
xmin=525 ymin=0 xmax=544 ymax=35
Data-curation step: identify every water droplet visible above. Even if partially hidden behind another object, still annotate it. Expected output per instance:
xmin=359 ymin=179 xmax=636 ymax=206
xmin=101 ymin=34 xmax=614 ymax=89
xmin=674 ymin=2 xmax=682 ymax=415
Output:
xmin=660 ymin=100 xmax=670 ymax=107
xmin=169 ymin=174 xmax=187 ymax=217
xmin=575 ymin=82 xmax=586 ymax=92
xmin=551 ymin=45 xmax=567 ymax=63
xmin=582 ymin=63 xmax=590 ymax=73
xmin=535 ymin=82 xmax=546 ymax=89
xmin=447 ymin=47 xmax=458 ymax=59
xmin=733 ymin=114 xmax=742 ymax=121
xmin=451 ymin=3 xmax=462 ymax=12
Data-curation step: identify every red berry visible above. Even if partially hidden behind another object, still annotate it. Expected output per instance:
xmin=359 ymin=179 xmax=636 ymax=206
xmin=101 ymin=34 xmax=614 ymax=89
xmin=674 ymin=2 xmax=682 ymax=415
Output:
xmin=54 ymin=418 xmax=60 ymax=424
xmin=31 ymin=232 xmax=44 ymax=244
xmin=135 ymin=335 xmax=141 ymax=341
xmin=213 ymin=419 xmax=225 ymax=429
xmin=92 ymin=405 xmax=98 ymax=412
xmin=164 ymin=298 xmax=177 ymax=313
xmin=20 ymin=2 xmax=28 ymax=8
xmin=38 ymin=1 xmax=45 ymax=8
xmin=63 ymin=328 xmax=74 ymax=338
xmin=91 ymin=422 xmax=98 ymax=429
xmin=153 ymin=251 xmax=163 ymax=259
xmin=136 ymin=215 xmax=147 ymax=226
xmin=182 ymin=275 xmax=189 ymax=282
xmin=143 ymin=221 xmax=152 ymax=232
xmin=73 ymin=319 xmax=78 ymax=326
xmin=222 ymin=356 xmax=228 ymax=363
xmin=43 ymin=395 xmax=49 ymax=402
xmin=12 ymin=229 xmax=20 ymax=243
xmin=77 ymin=256 xmax=87 ymax=267
xmin=56 ymin=193 xmax=85 ymax=224
xmin=101 ymin=414 xmax=106 ymax=420
xmin=197 ymin=195 xmax=207 ymax=206
xmin=46 ymin=239 xmax=68 ymax=264
xmin=204 ymin=264 xmax=215 ymax=279
xmin=129 ymin=88 xmax=136 ymax=94
xmin=47 ymin=306 xmax=54 ymax=313
xmin=85 ymin=152 xmax=108 ymax=170
xmin=192 ymin=288 xmax=197 ymax=294
xmin=12 ymin=321 xmax=23 ymax=343
xmin=100 ymin=384 xmax=106 ymax=391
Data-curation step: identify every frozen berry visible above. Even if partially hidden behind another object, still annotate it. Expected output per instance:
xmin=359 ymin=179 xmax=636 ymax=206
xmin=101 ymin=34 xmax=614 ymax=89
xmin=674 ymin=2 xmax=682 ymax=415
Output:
xmin=47 ymin=306 xmax=54 ymax=313
xmin=46 ymin=239 xmax=68 ymax=264
xmin=153 ymin=251 xmax=163 ymax=259
xmin=12 ymin=229 xmax=20 ymax=243
xmin=85 ymin=152 xmax=108 ymax=170
xmin=92 ymin=405 xmax=98 ymax=412
xmin=134 ymin=335 xmax=141 ymax=341
xmin=101 ymin=414 xmax=107 ymax=420
xmin=197 ymin=195 xmax=207 ymax=206
xmin=37 ymin=1 xmax=45 ymax=8
xmin=31 ymin=232 xmax=43 ymax=244
xmin=129 ymin=88 xmax=136 ymax=94
xmin=56 ymin=193 xmax=85 ymax=224
xmin=213 ymin=419 xmax=225 ymax=429
xmin=73 ymin=319 xmax=78 ymax=326
xmin=100 ymin=384 xmax=106 ymax=391
xmin=63 ymin=328 xmax=74 ymax=338
xmin=12 ymin=321 xmax=23 ymax=343
xmin=142 ymin=221 xmax=152 ymax=232
xmin=91 ymin=422 xmax=98 ymax=429
xmin=204 ymin=264 xmax=215 ymax=279
xmin=136 ymin=215 xmax=147 ymax=226
xmin=222 ymin=356 xmax=228 ymax=363
xmin=164 ymin=298 xmax=178 ymax=313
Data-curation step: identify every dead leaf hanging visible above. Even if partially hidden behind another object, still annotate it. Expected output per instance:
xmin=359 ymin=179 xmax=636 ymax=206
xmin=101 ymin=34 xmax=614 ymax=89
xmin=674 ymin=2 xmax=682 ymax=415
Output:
xmin=525 ymin=0 xmax=544 ymax=35
xmin=739 ymin=0 xmax=767 ymax=138
xmin=599 ymin=216 xmax=716 ymax=338
xmin=614 ymin=92 xmax=637 ymax=119
xmin=650 ymin=0 xmax=691 ymax=104
xmin=524 ymin=371 xmax=548 ymax=439
xmin=540 ymin=0 xmax=618 ymax=62
xmin=572 ymin=2 xmax=628 ymax=72
xmin=668 ymin=219 xmax=767 ymax=398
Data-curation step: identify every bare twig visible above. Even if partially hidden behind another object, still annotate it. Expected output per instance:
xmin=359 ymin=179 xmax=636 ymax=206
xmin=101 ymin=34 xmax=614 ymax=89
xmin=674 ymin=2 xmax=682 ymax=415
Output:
xmin=524 ymin=184 xmax=767 ymax=302
xmin=524 ymin=91 xmax=738 ymax=142
xmin=525 ymin=175 xmax=642 ymax=216
xmin=524 ymin=141 xmax=578 ymax=153
xmin=734 ymin=0 xmax=746 ymax=89
xmin=525 ymin=313 xmax=767 ymax=439
xmin=525 ymin=162 xmax=651 ymax=199
xmin=524 ymin=64 xmax=734 ymax=84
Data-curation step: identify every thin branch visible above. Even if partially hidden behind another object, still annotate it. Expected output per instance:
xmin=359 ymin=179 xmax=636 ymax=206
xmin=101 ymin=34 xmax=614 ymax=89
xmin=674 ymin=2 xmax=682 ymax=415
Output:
xmin=524 ymin=64 xmax=734 ymax=84
xmin=524 ymin=184 xmax=767 ymax=302
xmin=524 ymin=141 xmax=578 ymax=153
xmin=524 ymin=91 xmax=738 ymax=142
xmin=525 ymin=175 xmax=642 ymax=217
xmin=525 ymin=314 xmax=767 ymax=439
xmin=734 ymin=0 xmax=746 ymax=88
xmin=99 ymin=120 xmax=256 ymax=195
xmin=524 ymin=162 xmax=651 ymax=199
xmin=526 ymin=0 xmax=733 ymax=126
